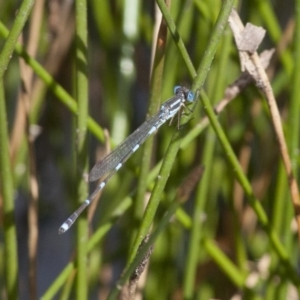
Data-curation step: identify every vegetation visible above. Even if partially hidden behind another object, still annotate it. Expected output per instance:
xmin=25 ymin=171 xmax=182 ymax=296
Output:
xmin=0 ymin=0 xmax=299 ymax=299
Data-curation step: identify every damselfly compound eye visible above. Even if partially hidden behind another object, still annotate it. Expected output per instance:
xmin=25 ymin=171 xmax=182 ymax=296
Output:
xmin=173 ymin=85 xmax=181 ymax=94
xmin=187 ymin=91 xmax=195 ymax=102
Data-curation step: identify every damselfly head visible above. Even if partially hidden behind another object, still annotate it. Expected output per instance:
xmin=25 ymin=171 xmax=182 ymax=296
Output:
xmin=173 ymin=85 xmax=194 ymax=103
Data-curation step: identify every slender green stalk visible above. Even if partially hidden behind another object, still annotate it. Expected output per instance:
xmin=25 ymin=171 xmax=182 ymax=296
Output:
xmin=74 ymin=0 xmax=89 ymax=298
xmin=202 ymin=238 xmax=248 ymax=288
xmin=108 ymin=190 xmax=185 ymax=299
xmin=134 ymin=0 xmax=168 ymax=236
xmin=0 ymin=1 xmax=35 ymax=299
xmin=193 ymin=4 xmax=300 ymax=287
xmin=156 ymin=0 xmax=197 ymax=77
xmin=290 ymin=0 xmax=300 ymax=175
xmin=183 ymin=128 xmax=216 ymax=298
xmin=0 ymin=21 xmax=106 ymax=143
xmin=41 ymin=263 xmax=75 ymax=300
xmin=0 ymin=81 xmax=19 ymax=299
xmin=183 ymin=30 xmax=232 ymax=298
xmin=128 ymin=0 xmax=194 ymax=266
xmin=127 ymin=0 xmax=233 ymax=272
xmin=128 ymin=123 xmax=186 ymax=265
xmin=200 ymin=89 xmax=300 ymax=286
xmin=41 ymin=196 xmax=131 ymax=299
xmin=0 ymin=0 xmax=34 ymax=79
xmin=266 ymin=0 xmax=300 ymax=296
xmin=91 ymin=0 xmax=115 ymax=46
xmin=193 ymin=2 xmax=234 ymax=91
xmin=162 ymin=1 xmax=195 ymax=90
xmin=41 ymin=221 xmax=113 ymax=300
xmin=255 ymin=0 xmax=293 ymax=75
xmin=202 ymin=238 xmax=263 ymax=299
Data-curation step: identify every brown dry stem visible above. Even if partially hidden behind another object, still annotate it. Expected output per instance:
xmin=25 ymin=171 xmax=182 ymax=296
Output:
xmin=229 ymin=9 xmax=300 ymax=243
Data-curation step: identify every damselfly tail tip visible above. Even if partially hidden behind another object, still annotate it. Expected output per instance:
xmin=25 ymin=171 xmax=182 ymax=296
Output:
xmin=58 ymin=222 xmax=70 ymax=234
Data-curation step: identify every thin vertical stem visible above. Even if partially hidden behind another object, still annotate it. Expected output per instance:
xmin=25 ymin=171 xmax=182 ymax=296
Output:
xmin=290 ymin=0 xmax=300 ymax=176
xmin=127 ymin=0 xmax=234 ymax=272
xmin=75 ymin=0 xmax=89 ymax=298
xmin=183 ymin=29 xmax=233 ymax=297
xmin=134 ymin=1 xmax=168 ymax=235
xmin=0 ymin=1 xmax=35 ymax=299
xmin=0 ymin=81 xmax=19 ymax=300
xmin=0 ymin=0 xmax=35 ymax=79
